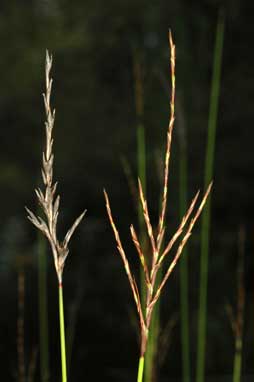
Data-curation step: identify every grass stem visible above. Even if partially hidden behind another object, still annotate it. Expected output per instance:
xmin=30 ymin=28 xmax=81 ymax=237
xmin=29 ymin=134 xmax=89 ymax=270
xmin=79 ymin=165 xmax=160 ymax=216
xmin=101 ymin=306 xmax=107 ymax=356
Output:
xmin=137 ymin=356 xmax=145 ymax=382
xmin=133 ymin=49 xmax=155 ymax=382
xmin=59 ymin=284 xmax=67 ymax=382
xmin=233 ymin=338 xmax=242 ymax=382
xmin=196 ymin=11 xmax=224 ymax=382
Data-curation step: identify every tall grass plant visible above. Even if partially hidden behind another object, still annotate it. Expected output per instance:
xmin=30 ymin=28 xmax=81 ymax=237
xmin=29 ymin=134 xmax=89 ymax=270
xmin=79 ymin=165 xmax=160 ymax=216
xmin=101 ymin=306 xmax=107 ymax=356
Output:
xmin=26 ymin=51 xmax=86 ymax=382
xmin=105 ymin=32 xmax=212 ymax=382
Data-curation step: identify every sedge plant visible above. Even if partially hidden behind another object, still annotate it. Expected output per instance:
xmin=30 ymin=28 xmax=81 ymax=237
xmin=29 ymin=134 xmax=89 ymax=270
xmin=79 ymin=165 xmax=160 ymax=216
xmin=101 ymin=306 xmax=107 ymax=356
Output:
xmin=26 ymin=51 xmax=86 ymax=382
xmin=104 ymin=32 xmax=212 ymax=382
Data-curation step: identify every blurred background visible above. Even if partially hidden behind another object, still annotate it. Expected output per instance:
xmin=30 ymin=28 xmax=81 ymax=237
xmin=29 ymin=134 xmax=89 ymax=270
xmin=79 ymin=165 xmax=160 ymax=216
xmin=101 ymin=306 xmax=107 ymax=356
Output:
xmin=0 ymin=0 xmax=253 ymax=381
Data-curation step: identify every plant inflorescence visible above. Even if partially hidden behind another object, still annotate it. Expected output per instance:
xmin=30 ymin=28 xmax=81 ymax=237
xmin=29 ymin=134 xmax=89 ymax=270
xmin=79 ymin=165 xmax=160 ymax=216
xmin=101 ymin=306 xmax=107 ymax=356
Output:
xmin=104 ymin=32 xmax=212 ymax=382
xmin=26 ymin=51 xmax=86 ymax=382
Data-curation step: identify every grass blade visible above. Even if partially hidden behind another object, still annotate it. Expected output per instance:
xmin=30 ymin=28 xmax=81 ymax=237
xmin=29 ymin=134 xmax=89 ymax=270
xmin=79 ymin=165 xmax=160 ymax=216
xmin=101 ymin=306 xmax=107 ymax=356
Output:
xmin=196 ymin=11 xmax=225 ymax=382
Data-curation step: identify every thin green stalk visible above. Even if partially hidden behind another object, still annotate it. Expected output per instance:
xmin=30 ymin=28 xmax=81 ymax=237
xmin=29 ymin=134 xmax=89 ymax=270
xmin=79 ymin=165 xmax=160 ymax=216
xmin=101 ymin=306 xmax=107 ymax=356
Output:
xmin=196 ymin=11 xmax=224 ymax=382
xmin=59 ymin=284 xmax=67 ymax=382
xmin=133 ymin=49 xmax=146 ymax=261
xmin=178 ymin=124 xmax=190 ymax=382
xmin=145 ymin=280 xmax=160 ymax=382
xmin=133 ymin=48 xmax=146 ymax=204
xmin=133 ymin=49 xmax=153 ymax=381
xmin=145 ymin=175 xmax=166 ymax=382
xmin=137 ymin=356 xmax=145 ymax=382
xmin=137 ymin=103 xmax=151 ymax=382
xmin=38 ymin=234 xmax=50 ymax=382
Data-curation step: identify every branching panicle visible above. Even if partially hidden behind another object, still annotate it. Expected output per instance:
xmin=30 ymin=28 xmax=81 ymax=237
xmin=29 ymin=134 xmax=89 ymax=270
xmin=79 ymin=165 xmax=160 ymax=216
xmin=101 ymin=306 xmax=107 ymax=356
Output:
xmin=104 ymin=31 xmax=212 ymax=360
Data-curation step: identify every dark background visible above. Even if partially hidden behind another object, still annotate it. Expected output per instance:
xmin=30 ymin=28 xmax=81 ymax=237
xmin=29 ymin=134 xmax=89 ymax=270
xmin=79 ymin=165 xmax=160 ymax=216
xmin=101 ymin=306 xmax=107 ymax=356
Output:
xmin=0 ymin=0 xmax=253 ymax=380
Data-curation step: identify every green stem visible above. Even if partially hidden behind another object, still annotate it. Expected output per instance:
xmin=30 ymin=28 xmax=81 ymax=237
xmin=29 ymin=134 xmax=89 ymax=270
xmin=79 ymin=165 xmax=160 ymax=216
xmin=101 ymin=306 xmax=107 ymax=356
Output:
xmin=59 ymin=284 xmax=67 ymax=382
xmin=233 ymin=338 xmax=242 ymax=382
xmin=196 ymin=11 xmax=224 ymax=382
xmin=145 ymin=294 xmax=160 ymax=381
xmin=137 ymin=356 xmax=145 ymax=382
xmin=137 ymin=119 xmax=148 ymax=353
xmin=133 ymin=51 xmax=150 ymax=380
xmin=133 ymin=49 xmax=147 ymax=311
xmin=134 ymin=49 xmax=160 ymax=382
xmin=137 ymin=118 xmax=150 ymax=381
